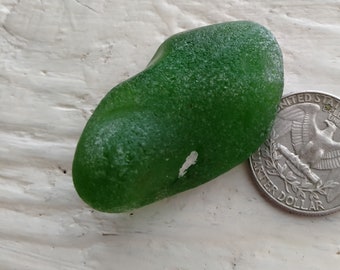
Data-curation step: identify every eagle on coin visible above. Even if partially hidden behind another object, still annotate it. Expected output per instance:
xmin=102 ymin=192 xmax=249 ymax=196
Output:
xmin=277 ymin=103 xmax=340 ymax=170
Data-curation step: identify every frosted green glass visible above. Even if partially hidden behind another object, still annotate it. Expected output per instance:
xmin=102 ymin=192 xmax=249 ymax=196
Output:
xmin=73 ymin=21 xmax=284 ymax=212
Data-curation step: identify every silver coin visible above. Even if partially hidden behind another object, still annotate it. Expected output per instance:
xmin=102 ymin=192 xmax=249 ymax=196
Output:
xmin=249 ymin=91 xmax=340 ymax=215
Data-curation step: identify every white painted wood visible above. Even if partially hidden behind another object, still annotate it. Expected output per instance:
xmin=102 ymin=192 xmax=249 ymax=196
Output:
xmin=1 ymin=1 xmax=339 ymax=269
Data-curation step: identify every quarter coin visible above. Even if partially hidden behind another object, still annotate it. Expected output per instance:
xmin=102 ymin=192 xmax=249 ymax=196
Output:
xmin=249 ymin=91 xmax=340 ymax=215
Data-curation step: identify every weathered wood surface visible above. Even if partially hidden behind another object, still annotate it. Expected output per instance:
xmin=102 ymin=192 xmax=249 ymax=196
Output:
xmin=1 ymin=1 xmax=339 ymax=269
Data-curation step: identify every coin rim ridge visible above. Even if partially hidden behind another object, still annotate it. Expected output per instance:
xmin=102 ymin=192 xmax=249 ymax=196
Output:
xmin=249 ymin=90 xmax=340 ymax=216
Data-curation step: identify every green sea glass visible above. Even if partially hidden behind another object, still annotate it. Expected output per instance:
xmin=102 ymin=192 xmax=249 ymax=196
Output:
xmin=73 ymin=21 xmax=284 ymax=212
